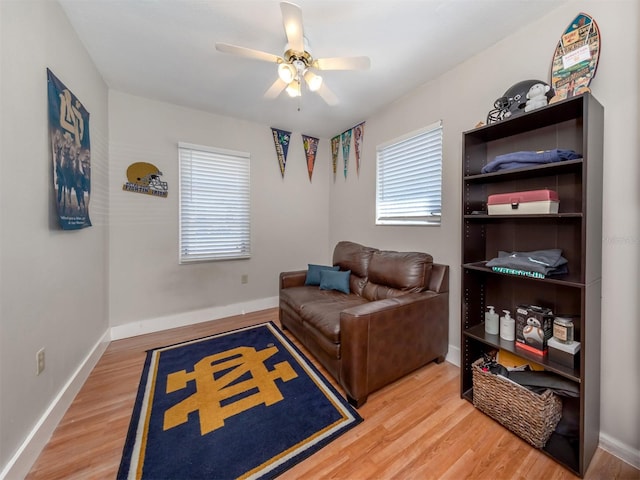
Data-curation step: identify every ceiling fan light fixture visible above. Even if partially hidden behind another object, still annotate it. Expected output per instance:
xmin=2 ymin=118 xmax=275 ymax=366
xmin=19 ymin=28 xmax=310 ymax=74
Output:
xmin=303 ymin=70 xmax=322 ymax=92
xmin=278 ymin=63 xmax=296 ymax=84
xmin=286 ymin=79 xmax=301 ymax=97
xmin=217 ymin=2 xmax=368 ymax=106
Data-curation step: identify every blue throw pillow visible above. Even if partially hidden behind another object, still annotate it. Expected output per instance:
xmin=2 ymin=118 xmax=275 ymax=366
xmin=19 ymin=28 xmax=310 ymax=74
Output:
xmin=319 ymin=269 xmax=351 ymax=294
xmin=305 ymin=264 xmax=339 ymax=286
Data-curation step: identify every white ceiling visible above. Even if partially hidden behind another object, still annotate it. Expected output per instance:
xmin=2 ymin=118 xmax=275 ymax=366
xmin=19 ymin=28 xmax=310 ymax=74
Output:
xmin=59 ymin=0 xmax=565 ymax=139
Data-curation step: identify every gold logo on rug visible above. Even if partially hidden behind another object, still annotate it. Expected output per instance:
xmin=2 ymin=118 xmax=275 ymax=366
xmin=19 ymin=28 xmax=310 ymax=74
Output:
xmin=163 ymin=346 xmax=298 ymax=435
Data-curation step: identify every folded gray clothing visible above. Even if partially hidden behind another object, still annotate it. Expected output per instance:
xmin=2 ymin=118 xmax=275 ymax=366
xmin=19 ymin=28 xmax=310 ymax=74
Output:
xmin=486 ymin=249 xmax=568 ymax=276
xmin=481 ymin=149 xmax=581 ymax=173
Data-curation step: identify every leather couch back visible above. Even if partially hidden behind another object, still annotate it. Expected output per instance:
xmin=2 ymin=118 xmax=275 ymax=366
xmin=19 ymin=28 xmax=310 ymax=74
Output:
xmin=332 ymin=241 xmax=436 ymax=301
xmin=333 ymin=241 xmax=377 ymax=296
xmin=333 ymin=241 xmax=377 ymax=276
xmin=364 ymin=250 xmax=433 ymax=301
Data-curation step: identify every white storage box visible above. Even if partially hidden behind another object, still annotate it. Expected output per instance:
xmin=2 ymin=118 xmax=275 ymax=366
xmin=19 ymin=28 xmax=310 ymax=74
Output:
xmin=488 ymin=189 xmax=559 ymax=215
xmin=548 ymin=337 xmax=581 ymax=369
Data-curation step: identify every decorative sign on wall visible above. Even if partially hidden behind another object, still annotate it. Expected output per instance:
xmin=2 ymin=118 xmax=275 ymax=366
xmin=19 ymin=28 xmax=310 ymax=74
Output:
xmin=550 ymin=12 xmax=600 ymax=102
xmin=122 ymin=162 xmax=168 ymax=197
xmin=341 ymin=129 xmax=352 ymax=178
xmin=47 ymin=68 xmax=92 ymax=230
xmin=331 ymin=135 xmax=340 ymax=181
xmin=302 ymin=135 xmax=319 ymax=181
xmin=353 ymin=122 xmax=365 ymax=176
xmin=271 ymin=127 xmax=291 ymax=178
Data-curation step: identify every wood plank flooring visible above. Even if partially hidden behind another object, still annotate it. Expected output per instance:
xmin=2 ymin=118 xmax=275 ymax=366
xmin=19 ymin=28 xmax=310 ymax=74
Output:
xmin=27 ymin=308 xmax=638 ymax=479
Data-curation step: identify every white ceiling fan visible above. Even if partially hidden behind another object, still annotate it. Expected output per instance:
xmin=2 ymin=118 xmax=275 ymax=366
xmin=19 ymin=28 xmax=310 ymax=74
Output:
xmin=215 ymin=1 xmax=370 ymax=106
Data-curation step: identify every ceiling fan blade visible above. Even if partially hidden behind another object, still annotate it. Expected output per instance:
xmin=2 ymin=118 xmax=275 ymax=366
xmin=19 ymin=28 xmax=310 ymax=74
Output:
xmin=316 ymin=83 xmax=339 ymax=106
xmin=264 ymin=78 xmax=288 ymax=99
xmin=215 ymin=43 xmax=282 ymax=64
xmin=281 ymin=2 xmax=304 ymax=52
xmin=314 ymin=56 xmax=371 ymax=71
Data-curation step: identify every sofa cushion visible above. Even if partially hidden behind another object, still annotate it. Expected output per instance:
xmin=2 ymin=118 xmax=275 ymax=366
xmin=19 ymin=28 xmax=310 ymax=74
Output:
xmin=319 ymin=269 xmax=350 ymax=294
xmin=301 ymin=296 xmax=368 ymax=344
xmin=360 ymin=251 xmax=433 ymax=301
xmin=305 ymin=264 xmax=339 ymax=285
xmin=362 ymin=283 xmax=407 ymax=301
xmin=280 ymin=286 xmax=346 ymax=314
xmin=332 ymin=241 xmax=378 ymax=278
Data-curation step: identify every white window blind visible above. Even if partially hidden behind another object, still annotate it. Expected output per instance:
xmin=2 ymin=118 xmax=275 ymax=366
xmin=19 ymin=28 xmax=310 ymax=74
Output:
xmin=179 ymin=142 xmax=250 ymax=263
xmin=376 ymin=121 xmax=443 ymax=225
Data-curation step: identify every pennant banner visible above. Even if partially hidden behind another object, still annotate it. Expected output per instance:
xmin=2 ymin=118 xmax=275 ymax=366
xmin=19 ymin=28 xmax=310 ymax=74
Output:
xmin=302 ymin=135 xmax=319 ymax=182
xmin=341 ymin=129 xmax=352 ymax=179
xmin=331 ymin=135 xmax=340 ymax=181
xmin=353 ymin=122 xmax=365 ymax=176
xmin=271 ymin=127 xmax=291 ymax=178
xmin=47 ymin=68 xmax=92 ymax=230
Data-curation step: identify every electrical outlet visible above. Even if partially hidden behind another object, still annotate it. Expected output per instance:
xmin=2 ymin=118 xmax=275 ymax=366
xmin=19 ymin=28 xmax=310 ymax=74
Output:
xmin=36 ymin=348 xmax=45 ymax=375
xmin=241 ymin=274 xmax=248 ymax=284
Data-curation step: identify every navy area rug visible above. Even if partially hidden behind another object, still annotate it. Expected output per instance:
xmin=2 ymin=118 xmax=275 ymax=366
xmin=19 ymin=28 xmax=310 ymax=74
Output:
xmin=117 ymin=322 xmax=362 ymax=479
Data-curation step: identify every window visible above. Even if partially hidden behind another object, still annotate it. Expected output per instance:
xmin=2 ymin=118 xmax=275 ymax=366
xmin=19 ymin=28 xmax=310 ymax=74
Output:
xmin=179 ymin=142 xmax=250 ymax=263
xmin=376 ymin=121 xmax=443 ymax=225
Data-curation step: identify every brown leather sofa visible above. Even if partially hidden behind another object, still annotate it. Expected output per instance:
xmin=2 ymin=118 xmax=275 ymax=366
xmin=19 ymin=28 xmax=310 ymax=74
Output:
xmin=279 ymin=241 xmax=449 ymax=407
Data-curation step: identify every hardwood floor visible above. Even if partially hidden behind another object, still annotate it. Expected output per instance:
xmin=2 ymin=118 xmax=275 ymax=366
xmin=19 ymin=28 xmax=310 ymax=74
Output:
xmin=27 ymin=308 xmax=638 ymax=479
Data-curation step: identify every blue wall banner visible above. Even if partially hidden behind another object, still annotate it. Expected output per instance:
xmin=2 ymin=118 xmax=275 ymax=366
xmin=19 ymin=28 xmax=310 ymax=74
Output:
xmin=270 ymin=127 xmax=291 ymax=178
xmin=47 ymin=68 xmax=92 ymax=230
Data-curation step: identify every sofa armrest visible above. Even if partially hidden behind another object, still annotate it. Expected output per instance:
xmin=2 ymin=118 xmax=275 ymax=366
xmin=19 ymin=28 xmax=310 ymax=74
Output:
xmin=339 ymin=291 xmax=449 ymax=406
xmin=279 ymin=270 xmax=307 ymax=290
xmin=429 ymin=263 xmax=449 ymax=293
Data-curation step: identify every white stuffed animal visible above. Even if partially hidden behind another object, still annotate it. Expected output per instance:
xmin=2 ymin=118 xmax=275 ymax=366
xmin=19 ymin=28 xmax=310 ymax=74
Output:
xmin=524 ymin=83 xmax=551 ymax=112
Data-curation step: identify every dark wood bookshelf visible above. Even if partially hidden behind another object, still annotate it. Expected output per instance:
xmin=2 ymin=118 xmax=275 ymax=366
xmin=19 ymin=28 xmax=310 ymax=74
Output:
xmin=460 ymin=93 xmax=604 ymax=477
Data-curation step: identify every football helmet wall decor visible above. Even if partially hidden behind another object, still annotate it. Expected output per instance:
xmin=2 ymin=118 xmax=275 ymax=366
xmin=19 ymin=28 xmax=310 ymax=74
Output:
xmin=123 ymin=162 xmax=168 ymax=197
xmin=486 ymin=80 xmax=554 ymax=124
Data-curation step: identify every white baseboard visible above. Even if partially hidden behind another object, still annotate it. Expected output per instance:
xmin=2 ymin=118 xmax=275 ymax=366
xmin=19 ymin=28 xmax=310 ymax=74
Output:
xmin=599 ymin=431 xmax=640 ymax=469
xmin=446 ymin=343 xmax=460 ymax=367
xmin=0 ymin=330 xmax=110 ymax=480
xmin=109 ymin=296 xmax=279 ymax=340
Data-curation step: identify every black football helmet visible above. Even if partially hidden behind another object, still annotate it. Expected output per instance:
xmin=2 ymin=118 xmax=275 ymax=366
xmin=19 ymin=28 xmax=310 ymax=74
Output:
xmin=486 ymin=80 xmax=554 ymax=124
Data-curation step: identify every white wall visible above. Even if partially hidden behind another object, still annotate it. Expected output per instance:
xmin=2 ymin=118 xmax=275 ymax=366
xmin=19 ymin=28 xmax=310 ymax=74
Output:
xmin=1 ymin=0 xmax=637 ymax=476
xmin=0 ymin=0 xmax=109 ymax=473
xmin=108 ymin=92 xmax=331 ymax=332
xmin=330 ymin=0 xmax=639 ymax=464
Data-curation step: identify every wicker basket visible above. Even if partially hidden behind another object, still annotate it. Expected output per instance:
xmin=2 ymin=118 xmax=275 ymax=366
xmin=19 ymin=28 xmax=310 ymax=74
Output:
xmin=471 ymin=358 xmax=562 ymax=448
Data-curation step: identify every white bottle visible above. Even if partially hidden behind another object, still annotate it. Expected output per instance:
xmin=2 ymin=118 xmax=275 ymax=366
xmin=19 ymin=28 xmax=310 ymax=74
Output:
xmin=500 ymin=310 xmax=515 ymax=341
xmin=485 ymin=305 xmax=499 ymax=335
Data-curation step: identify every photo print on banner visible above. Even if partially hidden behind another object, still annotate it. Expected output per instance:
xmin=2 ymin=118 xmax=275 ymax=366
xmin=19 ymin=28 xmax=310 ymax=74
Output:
xmin=47 ymin=68 xmax=92 ymax=230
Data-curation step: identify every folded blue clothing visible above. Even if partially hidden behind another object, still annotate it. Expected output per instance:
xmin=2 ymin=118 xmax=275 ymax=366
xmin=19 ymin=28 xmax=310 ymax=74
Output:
xmin=486 ymin=249 xmax=568 ymax=276
xmin=481 ymin=149 xmax=581 ymax=174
